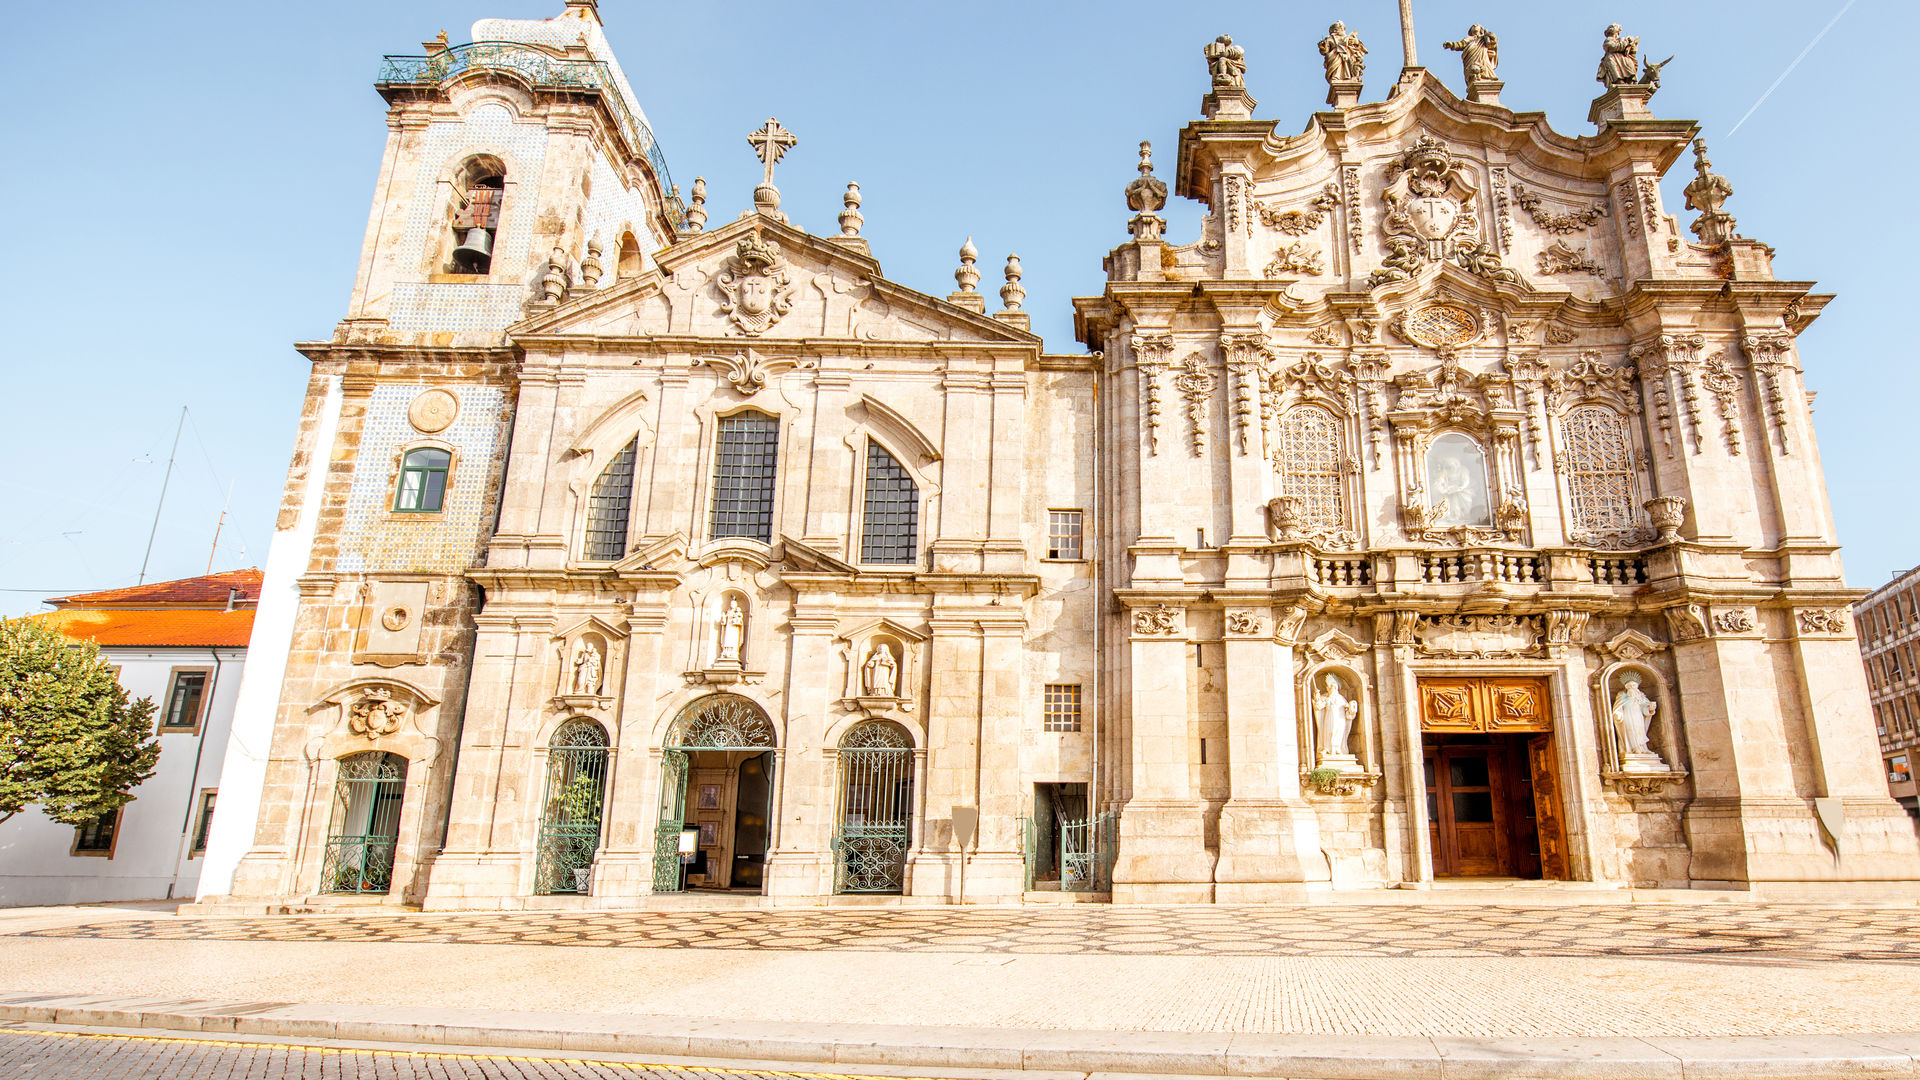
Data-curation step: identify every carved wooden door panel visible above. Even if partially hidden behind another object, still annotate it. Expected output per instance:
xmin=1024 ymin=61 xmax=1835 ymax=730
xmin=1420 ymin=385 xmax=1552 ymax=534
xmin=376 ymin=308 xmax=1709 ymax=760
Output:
xmin=1419 ymin=678 xmax=1552 ymax=733
xmin=1528 ymin=735 xmax=1570 ymax=880
xmin=1435 ymin=746 xmax=1507 ymax=876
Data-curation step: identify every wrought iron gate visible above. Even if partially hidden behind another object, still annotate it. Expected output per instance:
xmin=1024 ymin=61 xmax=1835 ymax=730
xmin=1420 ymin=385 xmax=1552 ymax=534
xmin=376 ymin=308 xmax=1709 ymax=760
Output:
xmin=534 ymin=720 xmax=609 ymax=895
xmin=832 ymin=722 xmax=914 ymax=893
xmin=651 ymin=748 xmax=688 ymax=892
xmin=320 ymin=752 xmax=407 ymax=894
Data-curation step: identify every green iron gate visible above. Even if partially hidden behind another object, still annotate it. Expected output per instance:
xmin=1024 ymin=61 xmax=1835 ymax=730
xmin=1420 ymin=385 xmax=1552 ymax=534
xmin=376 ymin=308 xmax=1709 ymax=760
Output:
xmin=1059 ymin=810 xmax=1119 ymax=891
xmin=534 ymin=719 xmax=610 ymax=895
xmin=832 ymin=721 xmax=914 ymax=893
xmin=320 ymin=752 xmax=407 ymax=894
xmin=652 ymin=695 xmax=777 ymax=893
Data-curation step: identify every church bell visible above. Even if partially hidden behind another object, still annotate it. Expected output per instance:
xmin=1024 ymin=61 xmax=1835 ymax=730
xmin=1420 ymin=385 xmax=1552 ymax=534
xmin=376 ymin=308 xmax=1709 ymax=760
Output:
xmin=452 ymin=226 xmax=493 ymax=262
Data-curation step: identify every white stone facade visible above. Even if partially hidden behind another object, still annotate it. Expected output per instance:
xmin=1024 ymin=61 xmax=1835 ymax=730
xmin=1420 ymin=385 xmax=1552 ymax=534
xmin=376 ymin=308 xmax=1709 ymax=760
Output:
xmin=199 ymin=6 xmax=1920 ymax=911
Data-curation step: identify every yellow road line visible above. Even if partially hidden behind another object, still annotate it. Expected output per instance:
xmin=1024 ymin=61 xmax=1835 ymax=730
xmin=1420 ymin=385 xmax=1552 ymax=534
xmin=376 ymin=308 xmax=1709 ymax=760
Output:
xmin=0 ymin=1026 xmax=930 ymax=1079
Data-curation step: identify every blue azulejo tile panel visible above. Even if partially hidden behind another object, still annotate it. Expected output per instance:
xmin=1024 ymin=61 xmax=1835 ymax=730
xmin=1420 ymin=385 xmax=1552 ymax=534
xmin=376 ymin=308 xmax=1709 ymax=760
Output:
xmin=337 ymin=384 xmax=510 ymax=573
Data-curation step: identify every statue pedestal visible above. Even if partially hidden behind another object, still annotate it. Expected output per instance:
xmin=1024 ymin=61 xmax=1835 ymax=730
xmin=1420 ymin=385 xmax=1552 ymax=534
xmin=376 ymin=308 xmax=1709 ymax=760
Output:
xmin=1618 ymin=752 xmax=1669 ymax=774
xmin=1201 ymin=86 xmax=1257 ymax=121
xmin=1589 ymin=84 xmax=1656 ymax=125
xmin=1324 ymin=80 xmax=1362 ymax=109
xmin=1466 ymin=78 xmax=1503 ymax=105
xmin=1317 ymin=753 xmax=1364 ymax=774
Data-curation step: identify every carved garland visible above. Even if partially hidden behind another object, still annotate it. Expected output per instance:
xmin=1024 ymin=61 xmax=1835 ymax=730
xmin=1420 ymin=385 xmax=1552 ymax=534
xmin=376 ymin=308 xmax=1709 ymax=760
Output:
xmin=1174 ymin=354 xmax=1217 ymax=455
xmin=1130 ymin=332 xmax=1173 ymax=456
xmin=1256 ymin=184 xmax=1340 ymax=235
xmin=1744 ymin=333 xmax=1797 ymax=454
xmin=1511 ymin=183 xmax=1608 ymax=233
xmin=1133 ymin=605 xmax=1183 ymax=636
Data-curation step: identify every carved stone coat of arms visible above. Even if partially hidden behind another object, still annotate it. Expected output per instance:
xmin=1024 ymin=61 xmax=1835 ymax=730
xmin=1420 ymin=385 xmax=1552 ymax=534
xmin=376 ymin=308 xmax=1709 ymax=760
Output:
xmin=717 ymin=235 xmax=796 ymax=336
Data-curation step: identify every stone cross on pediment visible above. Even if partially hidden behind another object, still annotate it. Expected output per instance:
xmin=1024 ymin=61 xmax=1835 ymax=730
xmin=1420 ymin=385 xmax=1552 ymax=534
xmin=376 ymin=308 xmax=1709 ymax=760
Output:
xmin=748 ymin=119 xmax=798 ymax=188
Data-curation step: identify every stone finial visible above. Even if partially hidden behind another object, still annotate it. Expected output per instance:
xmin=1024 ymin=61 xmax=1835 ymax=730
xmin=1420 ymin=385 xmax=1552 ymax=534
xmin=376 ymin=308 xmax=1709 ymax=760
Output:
xmin=581 ymin=234 xmax=603 ymax=288
xmin=747 ymin=118 xmax=798 ymax=219
xmin=1597 ymin=23 xmax=1640 ymax=86
xmin=685 ymin=177 xmax=708 ymax=233
xmin=540 ymin=247 xmax=569 ymax=303
xmin=1205 ymin=34 xmax=1246 ymax=89
xmin=1646 ymin=496 xmax=1687 ymax=543
xmin=1125 ymin=141 xmax=1168 ymax=213
xmin=955 ymin=238 xmax=980 ymax=293
xmin=1684 ymin=140 xmax=1738 ymax=245
xmin=999 ymin=254 xmax=1025 ymax=311
xmin=424 ymin=30 xmax=451 ymax=54
xmin=839 ymin=182 xmax=864 ymax=236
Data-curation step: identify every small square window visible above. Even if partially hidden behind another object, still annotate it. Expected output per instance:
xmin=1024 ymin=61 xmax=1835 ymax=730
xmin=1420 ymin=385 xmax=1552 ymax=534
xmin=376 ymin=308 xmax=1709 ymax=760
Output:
xmin=1043 ymin=684 xmax=1082 ymax=732
xmin=161 ymin=669 xmax=210 ymax=731
xmin=1047 ymin=510 xmax=1084 ymax=561
xmin=73 ymin=808 xmax=121 ymax=856
xmin=191 ymin=791 xmax=217 ymax=855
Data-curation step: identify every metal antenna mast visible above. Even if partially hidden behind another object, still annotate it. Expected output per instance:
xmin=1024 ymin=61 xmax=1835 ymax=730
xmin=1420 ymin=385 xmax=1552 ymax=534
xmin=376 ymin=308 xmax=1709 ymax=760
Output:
xmin=138 ymin=406 xmax=186 ymax=585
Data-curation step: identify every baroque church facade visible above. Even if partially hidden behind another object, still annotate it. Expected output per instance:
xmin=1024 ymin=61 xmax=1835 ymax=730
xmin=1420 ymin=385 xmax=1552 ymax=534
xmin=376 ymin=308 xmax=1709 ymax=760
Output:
xmin=196 ymin=1 xmax=1920 ymax=910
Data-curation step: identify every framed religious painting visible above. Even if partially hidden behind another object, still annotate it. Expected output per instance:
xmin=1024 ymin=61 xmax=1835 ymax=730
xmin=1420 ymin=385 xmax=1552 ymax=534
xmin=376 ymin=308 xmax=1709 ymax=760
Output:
xmin=697 ymin=784 xmax=721 ymax=810
xmin=698 ymin=820 xmax=718 ymax=848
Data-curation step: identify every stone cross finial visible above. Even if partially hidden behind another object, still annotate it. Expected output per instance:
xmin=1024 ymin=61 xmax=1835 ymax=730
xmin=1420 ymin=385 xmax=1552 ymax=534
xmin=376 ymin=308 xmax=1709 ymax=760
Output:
xmin=1684 ymin=139 xmax=1738 ymax=245
xmin=685 ymin=177 xmax=708 ymax=232
xmin=955 ymin=238 xmax=980 ymax=292
xmin=1000 ymin=254 xmax=1025 ymax=311
xmin=839 ymin=182 xmax=863 ymax=236
xmin=747 ymin=118 xmax=797 ymax=216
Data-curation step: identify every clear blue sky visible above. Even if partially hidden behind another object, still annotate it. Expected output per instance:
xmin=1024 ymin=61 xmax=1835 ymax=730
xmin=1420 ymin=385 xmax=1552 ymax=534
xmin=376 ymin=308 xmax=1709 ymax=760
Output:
xmin=0 ymin=0 xmax=1909 ymax=613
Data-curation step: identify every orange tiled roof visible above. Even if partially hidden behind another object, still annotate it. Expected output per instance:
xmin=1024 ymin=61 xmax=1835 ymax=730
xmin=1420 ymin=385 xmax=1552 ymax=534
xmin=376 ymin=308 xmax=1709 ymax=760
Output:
xmin=29 ymin=608 xmax=257 ymax=649
xmin=47 ymin=569 xmax=263 ymax=609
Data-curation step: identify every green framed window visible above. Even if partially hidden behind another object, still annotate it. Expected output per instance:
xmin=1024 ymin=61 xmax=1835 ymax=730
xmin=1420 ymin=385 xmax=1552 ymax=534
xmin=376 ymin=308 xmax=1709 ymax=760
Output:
xmin=395 ymin=447 xmax=451 ymax=512
xmin=161 ymin=669 xmax=209 ymax=731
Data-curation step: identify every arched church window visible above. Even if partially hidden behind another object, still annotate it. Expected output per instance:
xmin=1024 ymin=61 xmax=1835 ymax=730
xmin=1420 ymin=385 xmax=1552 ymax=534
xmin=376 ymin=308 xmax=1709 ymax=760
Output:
xmin=448 ymin=163 xmax=504 ymax=275
xmin=616 ymin=231 xmax=644 ymax=279
xmin=1273 ymin=405 xmax=1347 ymax=530
xmin=860 ymin=441 xmax=918 ymax=565
xmin=1562 ymin=405 xmax=1638 ymax=545
xmin=709 ymin=412 xmax=779 ymax=543
xmin=394 ymin=447 xmax=451 ymax=513
xmin=583 ymin=437 xmax=637 ymax=561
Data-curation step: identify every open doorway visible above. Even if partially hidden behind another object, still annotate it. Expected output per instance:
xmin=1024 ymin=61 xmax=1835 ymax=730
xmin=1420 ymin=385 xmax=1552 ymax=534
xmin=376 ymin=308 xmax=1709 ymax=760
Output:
xmin=1417 ymin=677 xmax=1569 ymax=880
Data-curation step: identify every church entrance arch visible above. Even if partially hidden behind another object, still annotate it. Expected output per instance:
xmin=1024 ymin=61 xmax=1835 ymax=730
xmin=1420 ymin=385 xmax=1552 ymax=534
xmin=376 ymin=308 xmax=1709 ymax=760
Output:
xmin=653 ymin=694 xmax=777 ymax=894
xmin=1416 ymin=677 xmax=1569 ymax=880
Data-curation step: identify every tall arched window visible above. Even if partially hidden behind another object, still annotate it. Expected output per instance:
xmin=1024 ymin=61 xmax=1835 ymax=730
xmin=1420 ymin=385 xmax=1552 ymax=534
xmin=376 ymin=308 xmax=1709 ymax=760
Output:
xmin=583 ymin=437 xmax=637 ymax=561
xmin=709 ymin=412 xmax=779 ymax=542
xmin=535 ymin=719 xmax=610 ymax=895
xmin=1562 ymin=405 xmax=1638 ymax=546
xmin=321 ymin=752 xmax=407 ymax=894
xmin=394 ymin=448 xmax=451 ymax=513
xmin=1273 ymin=405 xmax=1347 ymax=530
xmin=860 ymin=442 xmax=918 ymax=564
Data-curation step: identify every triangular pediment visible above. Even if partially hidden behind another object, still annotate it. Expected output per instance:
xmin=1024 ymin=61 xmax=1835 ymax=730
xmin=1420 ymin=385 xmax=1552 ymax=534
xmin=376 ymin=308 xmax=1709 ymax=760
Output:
xmin=510 ymin=214 xmax=1040 ymax=346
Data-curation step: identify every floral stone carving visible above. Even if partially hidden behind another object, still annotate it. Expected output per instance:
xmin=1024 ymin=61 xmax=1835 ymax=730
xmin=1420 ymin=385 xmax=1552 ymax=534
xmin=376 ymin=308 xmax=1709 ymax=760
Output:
xmin=348 ymin=688 xmax=409 ymax=739
xmin=1413 ymin=615 xmax=1542 ymax=658
xmin=1133 ymin=605 xmax=1183 ymax=636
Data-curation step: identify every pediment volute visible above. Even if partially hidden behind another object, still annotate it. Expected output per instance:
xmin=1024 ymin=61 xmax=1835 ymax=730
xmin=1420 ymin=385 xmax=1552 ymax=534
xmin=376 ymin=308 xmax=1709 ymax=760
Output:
xmin=614 ymin=531 xmax=690 ymax=573
xmin=511 ymin=214 xmax=1039 ymax=346
xmin=777 ymin=535 xmax=857 ymax=575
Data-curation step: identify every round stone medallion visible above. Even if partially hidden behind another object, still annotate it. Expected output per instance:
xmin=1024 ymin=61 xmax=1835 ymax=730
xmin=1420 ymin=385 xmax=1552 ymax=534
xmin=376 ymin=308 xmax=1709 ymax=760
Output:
xmin=381 ymin=605 xmax=411 ymax=632
xmin=408 ymin=388 xmax=459 ymax=434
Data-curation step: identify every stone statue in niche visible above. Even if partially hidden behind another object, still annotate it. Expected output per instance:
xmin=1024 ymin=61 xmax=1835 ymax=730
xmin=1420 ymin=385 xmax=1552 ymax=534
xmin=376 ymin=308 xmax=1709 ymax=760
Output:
xmin=1426 ymin=434 xmax=1491 ymax=528
xmin=862 ymin=643 xmax=899 ymax=698
xmin=1319 ymin=22 xmax=1366 ymax=83
xmin=1611 ymin=672 xmax=1667 ymax=772
xmin=570 ymin=639 xmax=603 ymax=695
xmin=1313 ymin=672 xmax=1362 ymax=771
xmin=718 ymin=600 xmax=745 ymax=664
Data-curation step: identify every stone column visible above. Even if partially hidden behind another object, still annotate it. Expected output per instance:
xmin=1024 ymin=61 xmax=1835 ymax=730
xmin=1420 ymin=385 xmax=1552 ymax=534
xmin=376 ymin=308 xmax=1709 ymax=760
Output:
xmin=766 ymin=603 xmax=838 ymax=899
xmin=1214 ymin=608 xmax=1327 ymax=901
xmin=1112 ymin=601 xmax=1215 ymax=902
xmin=910 ymin=606 xmax=981 ymax=899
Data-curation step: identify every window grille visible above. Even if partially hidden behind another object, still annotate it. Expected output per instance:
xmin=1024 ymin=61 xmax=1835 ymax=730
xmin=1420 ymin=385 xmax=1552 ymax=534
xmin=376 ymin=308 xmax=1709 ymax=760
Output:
xmin=162 ymin=670 xmax=208 ymax=729
xmin=1043 ymin=684 xmax=1083 ymax=732
xmin=191 ymin=791 xmax=217 ymax=854
xmin=1562 ymin=406 xmax=1638 ymax=545
xmin=395 ymin=447 xmax=451 ymax=512
xmin=860 ymin=442 xmax=918 ymax=564
xmin=73 ymin=809 xmax=120 ymax=854
xmin=1273 ymin=406 xmax=1347 ymax=529
xmin=709 ymin=413 xmax=779 ymax=542
xmin=583 ymin=438 xmax=637 ymax=561
xmin=1047 ymin=510 xmax=1084 ymax=561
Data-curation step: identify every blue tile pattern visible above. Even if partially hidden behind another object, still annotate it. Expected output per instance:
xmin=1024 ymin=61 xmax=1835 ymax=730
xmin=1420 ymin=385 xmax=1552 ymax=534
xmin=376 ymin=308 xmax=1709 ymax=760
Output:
xmin=337 ymin=385 xmax=510 ymax=573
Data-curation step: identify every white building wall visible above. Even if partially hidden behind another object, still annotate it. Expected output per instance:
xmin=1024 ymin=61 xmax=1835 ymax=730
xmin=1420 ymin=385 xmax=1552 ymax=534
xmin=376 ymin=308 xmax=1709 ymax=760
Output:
xmin=0 ymin=646 xmax=243 ymax=907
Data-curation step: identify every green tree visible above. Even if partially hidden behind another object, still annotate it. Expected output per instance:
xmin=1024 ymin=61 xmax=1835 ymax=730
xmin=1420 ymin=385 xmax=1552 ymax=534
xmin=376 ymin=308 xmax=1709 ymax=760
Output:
xmin=0 ymin=618 xmax=161 ymax=825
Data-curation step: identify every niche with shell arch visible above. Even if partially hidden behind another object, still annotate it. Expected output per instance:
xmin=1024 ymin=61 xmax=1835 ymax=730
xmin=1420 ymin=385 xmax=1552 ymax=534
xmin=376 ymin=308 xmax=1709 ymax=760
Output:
xmin=707 ymin=590 xmax=753 ymax=670
xmin=1293 ymin=630 xmax=1381 ymax=796
xmin=1591 ymin=659 xmax=1688 ymax=793
xmin=836 ymin=620 xmax=926 ymax=714
xmin=561 ymin=631 xmax=610 ymax=698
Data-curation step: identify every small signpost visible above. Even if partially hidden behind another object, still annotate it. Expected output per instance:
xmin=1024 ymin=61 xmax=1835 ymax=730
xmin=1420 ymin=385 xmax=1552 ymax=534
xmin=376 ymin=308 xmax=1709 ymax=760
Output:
xmin=951 ymin=806 xmax=977 ymax=905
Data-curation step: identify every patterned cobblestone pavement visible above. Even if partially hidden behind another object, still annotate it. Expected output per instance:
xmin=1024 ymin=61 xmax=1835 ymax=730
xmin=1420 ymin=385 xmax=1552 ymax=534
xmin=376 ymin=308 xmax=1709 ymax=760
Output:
xmin=22 ymin=903 xmax=1920 ymax=961
xmin=0 ymin=1027 xmax=907 ymax=1080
